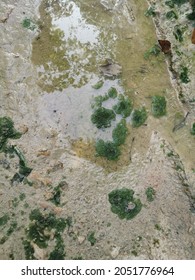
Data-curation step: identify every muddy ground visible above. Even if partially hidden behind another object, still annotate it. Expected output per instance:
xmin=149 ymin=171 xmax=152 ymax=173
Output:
xmin=0 ymin=0 xmax=194 ymax=259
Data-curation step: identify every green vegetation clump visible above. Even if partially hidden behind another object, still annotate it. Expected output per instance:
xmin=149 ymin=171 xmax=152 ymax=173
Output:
xmin=166 ymin=10 xmax=178 ymax=19
xmin=95 ymin=140 xmax=120 ymax=160
xmin=151 ymin=95 xmax=166 ymax=117
xmin=144 ymin=44 xmax=161 ymax=60
xmin=165 ymin=1 xmax=175 ymax=8
xmin=131 ymin=107 xmax=147 ymax=127
xmin=23 ymin=240 xmax=35 ymax=260
xmin=145 ymin=5 xmax=156 ymax=17
xmin=27 ymin=209 xmax=66 ymax=249
xmin=145 ymin=187 xmax=156 ymax=202
xmin=49 ymin=184 xmax=63 ymax=206
xmin=171 ymin=0 xmax=187 ymax=5
xmin=0 ymin=214 xmax=9 ymax=227
xmin=113 ymin=95 xmax=133 ymax=118
xmin=108 ymin=87 xmax=118 ymax=98
xmin=91 ymin=107 xmax=116 ymax=129
xmin=22 ymin=18 xmax=36 ymax=31
xmin=87 ymin=232 xmax=96 ymax=246
xmin=112 ymin=119 xmax=128 ymax=146
xmin=187 ymin=11 xmax=195 ymax=20
xmin=92 ymin=80 xmax=104 ymax=89
xmin=191 ymin=123 xmax=195 ymax=135
xmin=93 ymin=94 xmax=109 ymax=107
xmin=0 ymin=117 xmax=22 ymax=151
xmin=173 ymin=27 xmax=183 ymax=42
xmin=49 ymin=234 xmax=65 ymax=260
xmin=179 ymin=66 xmax=190 ymax=83
xmin=108 ymin=188 xmax=142 ymax=220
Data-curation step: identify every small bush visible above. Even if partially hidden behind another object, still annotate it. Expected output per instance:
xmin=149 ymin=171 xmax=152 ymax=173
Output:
xmin=91 ymin=107 xmax=116 ymax=129
xmin=144 ymin=44 xmax=161 ymax=60
xmin=22 ymin=18 xmax=36 ymax=31
xmin=108 ymin=188 xmax=142 ymax=220
xmin=132 ymin=107 xmax=147 ymax=127
xmin=145 ymin=187 xmax=156 ymax=202
xmin=191 ymin=123 xmax=195 ymax=135
xmin=166 ymin=11 xmax=178 ymax=19
xmin=112 ymin=119 xmax=128 ymax=146
xmin=173 ymin=27 xmax=183 ymax=42
xmin=179 ymin=66 xmax=190 ymax=83
xmin=113 ymin=95 xmax=133 ymax=118
xmin=145 ymin=6 xmax=156 ymax=17
xmin=95 ymin=140 xmax=120 ymax=160
xmin=108 ymin=87 xmax=118 ymax=98
xmin=87 ymin=232 xmax=96 ymax=246
xmin=151 ymin=95 xmax=166 ymax=117
xmin=92 ymin=80 xmax=104 ymax=89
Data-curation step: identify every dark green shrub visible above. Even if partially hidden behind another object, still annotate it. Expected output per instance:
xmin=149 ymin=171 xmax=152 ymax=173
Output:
xmin=87 ymin=232 xmax=96 ymax=246
xmin=95 ymin=139 xmax=120 ymax=160
xmin=0 ymin=117 xmax=22 ymax=151
xmin=165 ymin=1 xmax=175 ymax=8
xmin=191 ymin=123 xmax=195 ymax=135
xmin=151 ymin=95 xmax=166 ymax=117
xmin=108 ymin=188 xmax=142 ymax=220
xmin=179 ymin=66 xmax=190 ymax=83
xmin=187 ymin=11 xmax=195 ymax=20
xmin=112 ymin=119 xmax=128 ymax=146
xmin=132 ymin=107 xmax=147 ymax=127
xmin=166 ymin=11 xmax=178 ymax=19
xmin=173 ymin=27 xmax=183 ymax=42
xmin=91 ymin=107 xmax=116 ymax=129
xmin=113 ymin=95 xmax=133 ymax=118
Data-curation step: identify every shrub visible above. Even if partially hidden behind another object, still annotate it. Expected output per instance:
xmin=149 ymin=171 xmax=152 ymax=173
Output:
xmin=91 ymin=107 xmax=116 ymax=128
xmin=95 ymin=139 xmax=120 ymax=160
xmin=108 ymin=188 xmax=142 ymax=220
xmin=113 ymin=95 xmax=133 ymax=118
xmin=145 ymin=187 xmax=156 ymax=202
xmin=92 ymin=80 xmax=104 ymax=89
xmin=191 ymin=123 xmax=195 ymax=135
xmin=151 ymin=95 xmax=166 ymax=117
xmin=0 ymin=116 xmax=22 ymax=151
xmin=108 ymin=87 xmax=118 ymax=98
xmin=112 ymin=119 xmax=128 ymax=146
xmin=144 ymin=44 xmax=161 ymax=59
xmin=179 ymin=66 xmax=190 ymax=83
xmin=132 ymin=107 xmax=147 ymax=127
xmin=166 ymin=11 xmax=178 ymax=19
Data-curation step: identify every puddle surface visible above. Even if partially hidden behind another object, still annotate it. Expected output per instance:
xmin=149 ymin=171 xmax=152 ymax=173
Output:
xmin=32 ymin=0 xmax=195 ymax=171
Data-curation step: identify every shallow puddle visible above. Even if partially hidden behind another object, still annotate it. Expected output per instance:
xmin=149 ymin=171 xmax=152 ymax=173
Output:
xmin=32 ymin=0 xmax=195 ymax=172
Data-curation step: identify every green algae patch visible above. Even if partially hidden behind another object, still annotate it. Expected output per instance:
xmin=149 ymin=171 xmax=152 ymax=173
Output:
xmin=108 ymin=188 xmax=142 ymax=220
xmin=112 ymin=119 xmax=128 ymax=146
xmin=95 ymin=140 xmax=120 ymax=160
xmin=132 ymin=107 xmax=147 ymax=127
xmin=0 ymin=117 xmax=22 ymax=152
xmin=91 ymin=107 xmax=116 ymax=129
xmin=151 ymin=96 xmax=166 ymax=117
xmin=113 ymin=95 xmax=133 ymax=118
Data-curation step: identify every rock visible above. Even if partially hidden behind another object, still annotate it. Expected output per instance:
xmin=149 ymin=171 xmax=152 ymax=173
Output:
xmin=37 ymin=149 xmax=51 ymax=157
xmin=110 ymin=246 xmax=120 ymax=259
xmin=31 ymin=242 xmax=46 ymax=260
xmin=99 ymin=59 xmax=122 ymax=78
xmin=78 ymin=236 xmax=85 ymax=244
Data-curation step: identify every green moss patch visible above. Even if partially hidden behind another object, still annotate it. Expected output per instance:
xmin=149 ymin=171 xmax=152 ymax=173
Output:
xmin=112 ymin=119 xmax=128 ymax=146
xmin=151 ymin=95 xmax=166 ymax=117
xmin=108 ymin=188 xmax=142 ymax=220
xmin=113 ymin=95 xmax=133 ymax=118
xmin=91 ymin=107 xmax=116 ymax=129
xmin=132 ymin=107 xmax=147 ymax=127
xmin=95 ymin=140 xmax=120 ymax=160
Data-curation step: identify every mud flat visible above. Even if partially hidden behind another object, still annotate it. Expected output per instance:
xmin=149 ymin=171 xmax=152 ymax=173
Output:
xmin=0 ymin=0 xmax=194 ymax=259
